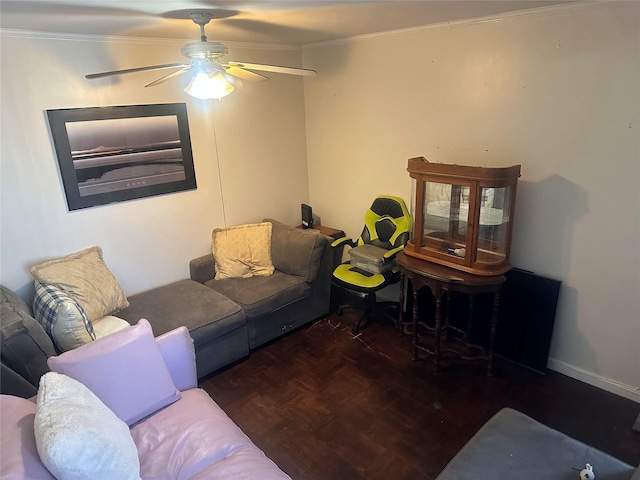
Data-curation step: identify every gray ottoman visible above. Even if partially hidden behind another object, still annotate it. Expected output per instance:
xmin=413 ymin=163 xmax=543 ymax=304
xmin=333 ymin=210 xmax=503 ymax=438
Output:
xmin=437 ymin=408 xmax=637 ymax=480
xmin=117 ymin=279 xmax=247 ymax=379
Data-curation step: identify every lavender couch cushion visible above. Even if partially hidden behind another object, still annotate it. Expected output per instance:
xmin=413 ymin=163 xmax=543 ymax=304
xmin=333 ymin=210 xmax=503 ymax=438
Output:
xmin=47 ymin=319 xmax=181 ymax=426
xmin=155 ymin=326 xmax=197 ymax=392
xmin=190 ymin=446 xmax=293 ymax=480
xmin=0 ymin=395 xmax=56 ymax=480
xmin=131 ymin=388 xmax=290 ymax=480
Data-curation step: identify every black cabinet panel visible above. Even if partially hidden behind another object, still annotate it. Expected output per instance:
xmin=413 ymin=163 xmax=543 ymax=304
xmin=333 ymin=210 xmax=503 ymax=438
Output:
xmin=408 ymin=268 xmax=561 ymax=373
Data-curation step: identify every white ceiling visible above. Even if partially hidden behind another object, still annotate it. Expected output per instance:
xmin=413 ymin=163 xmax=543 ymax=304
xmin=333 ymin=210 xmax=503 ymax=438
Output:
xmin=0 ymin=0 xmax=578 ymax=46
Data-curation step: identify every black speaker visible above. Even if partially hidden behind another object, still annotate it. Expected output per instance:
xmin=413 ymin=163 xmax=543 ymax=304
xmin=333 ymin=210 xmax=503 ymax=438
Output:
xmin=301 ymin=204 xmax=313 ymax=229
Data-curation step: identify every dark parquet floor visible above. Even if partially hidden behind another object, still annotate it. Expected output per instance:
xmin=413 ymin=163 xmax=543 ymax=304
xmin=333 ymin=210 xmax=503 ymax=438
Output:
xmin=200 ymin=307 xmax=640 ymax=480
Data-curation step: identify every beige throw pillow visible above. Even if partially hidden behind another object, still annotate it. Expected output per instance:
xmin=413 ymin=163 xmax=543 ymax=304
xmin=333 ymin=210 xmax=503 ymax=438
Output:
xmin=211 ymin=222 xmax=275 ymax=280
xmin=32 ymin=281 xmax=96 ymax=352
xmin=31 ymin=246 xmax=129 ymax=322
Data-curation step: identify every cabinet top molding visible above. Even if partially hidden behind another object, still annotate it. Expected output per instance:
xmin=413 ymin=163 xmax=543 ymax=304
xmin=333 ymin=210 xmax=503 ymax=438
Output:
xmin=407 ymin=157 xmax=521 ymax=182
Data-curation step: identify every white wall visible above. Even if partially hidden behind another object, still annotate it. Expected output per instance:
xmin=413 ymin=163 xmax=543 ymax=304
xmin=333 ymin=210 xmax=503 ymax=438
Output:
xmin=0 ymin=32 xmax=310 ymax=299
xmin=1 ymin=2 xmax=638 ymax=402
xmin=303 ymin=2 xmax=640 ymax=401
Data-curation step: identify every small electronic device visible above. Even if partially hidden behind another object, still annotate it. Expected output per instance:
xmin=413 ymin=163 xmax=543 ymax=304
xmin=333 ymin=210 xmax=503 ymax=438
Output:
xmin=301 ymin=204 xmax=314 ymax=229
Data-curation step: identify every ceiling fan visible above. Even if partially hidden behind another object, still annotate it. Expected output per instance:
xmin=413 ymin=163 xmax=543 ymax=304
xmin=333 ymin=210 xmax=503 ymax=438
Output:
xmin=85 ymin=12 xmax=317 ymax=100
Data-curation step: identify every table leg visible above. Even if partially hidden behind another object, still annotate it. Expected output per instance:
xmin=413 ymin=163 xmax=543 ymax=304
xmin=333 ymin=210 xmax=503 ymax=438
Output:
xmin=487 ymin=292 xmax=501 ymax=376
xmin=412 ymin=288 xmax=419 ymax=361
xmin=463 ymin=294 xmax=476 ymax=343
xmin=433 ymin=284 xmax=442 ymax=371
xmin=398 ymin=273 xmax=405 ymax=334
xmin=444 ymin=290 xmax=452 ymax=340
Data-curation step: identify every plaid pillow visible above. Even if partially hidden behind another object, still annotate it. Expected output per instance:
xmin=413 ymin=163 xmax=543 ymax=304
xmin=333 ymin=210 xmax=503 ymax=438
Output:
xmin=33 ymin=281 xmax=96 ymax=352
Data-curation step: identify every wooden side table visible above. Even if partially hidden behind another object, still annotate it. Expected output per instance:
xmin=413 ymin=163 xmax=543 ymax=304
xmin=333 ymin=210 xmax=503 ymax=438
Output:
xmin=297 ymin=224 xmax=345 ymax=241
xmin=396 ymin=251 xmax=506 ymax=375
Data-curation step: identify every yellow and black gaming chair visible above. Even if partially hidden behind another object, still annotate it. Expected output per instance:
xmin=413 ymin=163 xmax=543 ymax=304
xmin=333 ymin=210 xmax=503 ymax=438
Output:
xmin=332 ymin=195 xmax=411 ymax=334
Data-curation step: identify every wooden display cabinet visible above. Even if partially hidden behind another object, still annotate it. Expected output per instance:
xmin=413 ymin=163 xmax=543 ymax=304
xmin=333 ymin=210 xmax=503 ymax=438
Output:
xmin=405 ymin=157 xmax=521 ymax=276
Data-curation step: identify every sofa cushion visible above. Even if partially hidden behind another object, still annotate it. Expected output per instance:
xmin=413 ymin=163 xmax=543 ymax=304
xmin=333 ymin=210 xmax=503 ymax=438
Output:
xmin=34 ymin=372 xmax=140 ymax=480
xmin=0 ymin=284 xmax=56 ymax=387
xmin=205 ymin=271 xmax=310 ymax=320
xmin=48 ymin=319 xmax=181 ymax=426
xmin=30 ymin=246 xmax=129 ymax=321
xmin=211 ymin=222 xmax=275 ymax=280
xmin=131 ymin=388 xmax=290 ymax=480
xmin=0 ymin=395 xmax=56 ymax=479
xmin=117 ymin=279 xmax=245 ymax=344
xmin=266 ymin=218 xmax=327 ymax=283
xmin=32 ymin=281 xmax=96 ymax=352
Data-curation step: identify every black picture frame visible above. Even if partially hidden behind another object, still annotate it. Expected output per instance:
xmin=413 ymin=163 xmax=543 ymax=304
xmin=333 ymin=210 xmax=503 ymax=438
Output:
xmin=47 ymin=103 xmax=196 ymax=211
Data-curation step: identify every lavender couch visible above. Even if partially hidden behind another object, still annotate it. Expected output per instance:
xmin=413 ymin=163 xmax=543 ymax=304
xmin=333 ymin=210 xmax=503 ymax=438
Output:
xmin=0 ymin=321 xmax=290 ymax=479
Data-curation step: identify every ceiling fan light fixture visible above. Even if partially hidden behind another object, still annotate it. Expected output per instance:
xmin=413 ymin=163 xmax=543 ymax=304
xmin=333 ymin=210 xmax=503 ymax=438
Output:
xmin=85 ymin=12 xmax=316 ymax=95
xmin=184 ymin=70 xmax=235 ymax=100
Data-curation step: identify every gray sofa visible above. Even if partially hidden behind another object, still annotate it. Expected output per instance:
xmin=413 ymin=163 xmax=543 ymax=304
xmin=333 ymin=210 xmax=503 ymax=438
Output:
xmin=436 ymin=407 xmax=639 ymax=480
xmin=189 ymin=218 xmax=333 ymax=350
xmin=1 ymin=219 xmax=333 ymax=392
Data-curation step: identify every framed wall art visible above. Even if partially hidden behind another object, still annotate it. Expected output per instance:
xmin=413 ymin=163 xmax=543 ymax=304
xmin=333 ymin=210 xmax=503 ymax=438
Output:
xmin=47 ymin=103 xmax=196 ymax=211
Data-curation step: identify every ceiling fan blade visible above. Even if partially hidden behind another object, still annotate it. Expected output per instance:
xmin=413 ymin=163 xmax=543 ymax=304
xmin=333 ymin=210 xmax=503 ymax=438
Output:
xmin=145 ymin=67 xmax=192 ymax=87
xmin=222 ymin=65 xmax=269 ymax=82
xmin=227 ymin=61 xmax=316 ymax=77
xmin=85 ymin=63 xmax=189 ymax=80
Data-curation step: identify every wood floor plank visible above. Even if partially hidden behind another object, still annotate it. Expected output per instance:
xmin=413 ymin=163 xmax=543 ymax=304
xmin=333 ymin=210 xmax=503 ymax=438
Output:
xmin=200 ymin=313 xmax=640 ymax=479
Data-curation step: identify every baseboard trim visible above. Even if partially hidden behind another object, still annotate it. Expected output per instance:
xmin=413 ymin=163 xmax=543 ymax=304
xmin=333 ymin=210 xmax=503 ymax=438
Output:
xmin=548 ymin=358 xmax=640 ymax=404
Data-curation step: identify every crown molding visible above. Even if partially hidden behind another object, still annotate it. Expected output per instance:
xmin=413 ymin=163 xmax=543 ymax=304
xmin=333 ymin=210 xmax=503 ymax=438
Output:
xmin=0 ymin=1 xmax=629 ymax=51
xmin=303 ymin=0 xmax=622 ymax=49
xmin=0 ymin=28 xmax=300 ymax=52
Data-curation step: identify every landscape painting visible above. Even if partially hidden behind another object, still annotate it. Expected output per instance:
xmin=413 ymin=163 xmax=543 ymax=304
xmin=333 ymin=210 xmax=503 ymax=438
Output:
xmin=47 ymin=103 xmax=196 ymax=211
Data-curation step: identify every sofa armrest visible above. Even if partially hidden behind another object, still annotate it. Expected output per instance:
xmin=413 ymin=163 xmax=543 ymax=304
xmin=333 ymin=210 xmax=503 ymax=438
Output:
xmin=190 ymin=254 xmax=216 ymax=284
xmin=265 ymin=218 xmax=329 ymax=283
xmin=1 ymin=285 xmax=56 ymax=388
xmin=155 ymin=326 xmax=198 ymax=392
xmin=1 ymin=361 xmax=38 ymax=398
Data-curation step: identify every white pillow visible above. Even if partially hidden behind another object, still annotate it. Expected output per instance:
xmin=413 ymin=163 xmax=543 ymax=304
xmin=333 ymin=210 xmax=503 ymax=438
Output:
xmin=211 ymin=222 xmax=275 ymax=279
xmin=34 ymin=372 xmax=141 ymax=480
xmin=92 ymin=315 xmax=131 ymax=338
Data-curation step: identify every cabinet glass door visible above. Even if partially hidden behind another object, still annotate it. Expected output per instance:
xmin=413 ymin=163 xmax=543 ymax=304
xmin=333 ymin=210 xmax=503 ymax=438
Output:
xmin=474 ymin=185 xmax=512 ymax=266
xmin=422 ymin=181 xmax=470 ymax=260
